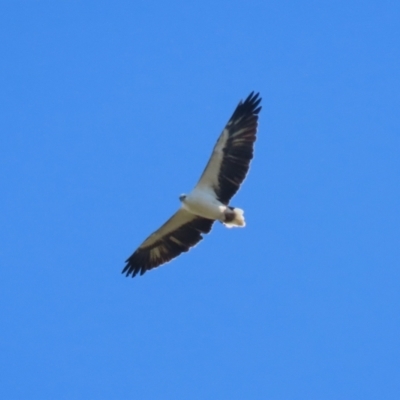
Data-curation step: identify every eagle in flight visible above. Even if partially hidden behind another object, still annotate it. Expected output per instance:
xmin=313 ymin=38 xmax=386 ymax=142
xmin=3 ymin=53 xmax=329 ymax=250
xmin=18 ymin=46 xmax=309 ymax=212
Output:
xmin=123 ymin=92 xmax=262 ymax=277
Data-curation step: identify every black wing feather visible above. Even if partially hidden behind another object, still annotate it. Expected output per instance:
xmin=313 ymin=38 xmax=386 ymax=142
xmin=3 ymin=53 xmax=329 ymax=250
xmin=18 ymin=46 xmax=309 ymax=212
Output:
xmin=122 ymin=217 xmax=214 ymax=278
xmin=215 ymin=92 xmax=261 ymax=204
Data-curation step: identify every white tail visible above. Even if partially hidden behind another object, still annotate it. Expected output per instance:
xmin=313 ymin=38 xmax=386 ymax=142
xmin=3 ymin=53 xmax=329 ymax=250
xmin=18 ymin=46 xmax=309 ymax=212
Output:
xmin=223 ymin=207 xmax=246 ymax=228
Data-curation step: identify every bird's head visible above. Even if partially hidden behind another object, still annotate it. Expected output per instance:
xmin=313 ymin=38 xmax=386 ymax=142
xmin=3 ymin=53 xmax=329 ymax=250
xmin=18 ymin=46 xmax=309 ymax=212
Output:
xmin=179 ymin=194 xmax=187 ymax=202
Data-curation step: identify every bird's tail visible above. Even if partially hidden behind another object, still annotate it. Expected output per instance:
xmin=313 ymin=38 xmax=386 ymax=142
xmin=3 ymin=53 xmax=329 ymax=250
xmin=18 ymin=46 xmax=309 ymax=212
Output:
xmin=223 ymin=207 xmax=246 ymax=228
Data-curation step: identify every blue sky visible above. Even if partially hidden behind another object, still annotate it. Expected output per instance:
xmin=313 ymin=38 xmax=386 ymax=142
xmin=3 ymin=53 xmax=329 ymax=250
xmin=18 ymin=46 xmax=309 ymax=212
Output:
xmin=1 ymin=1 xmax=399 ymax=399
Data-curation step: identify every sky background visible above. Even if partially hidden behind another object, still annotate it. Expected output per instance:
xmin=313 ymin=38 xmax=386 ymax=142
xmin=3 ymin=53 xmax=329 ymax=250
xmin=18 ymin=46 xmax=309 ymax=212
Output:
xmin=1 ymin=1 xmax=399 ymax=399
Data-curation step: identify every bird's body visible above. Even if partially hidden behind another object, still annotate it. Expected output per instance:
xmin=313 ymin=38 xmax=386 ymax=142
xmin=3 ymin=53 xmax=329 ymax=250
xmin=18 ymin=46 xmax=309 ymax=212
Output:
xmin=123 ymin=92 xmax=262 ymax=277
xmin=181 ymin=189 xmax=226 ymax=221
xmin=182 ymin=190 xmax=245 ymax=227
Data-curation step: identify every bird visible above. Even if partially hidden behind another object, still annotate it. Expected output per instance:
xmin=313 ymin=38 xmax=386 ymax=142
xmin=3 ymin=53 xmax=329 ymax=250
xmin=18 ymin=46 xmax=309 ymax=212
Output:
xmin=122 ymin=92 xmax=262 ymax=277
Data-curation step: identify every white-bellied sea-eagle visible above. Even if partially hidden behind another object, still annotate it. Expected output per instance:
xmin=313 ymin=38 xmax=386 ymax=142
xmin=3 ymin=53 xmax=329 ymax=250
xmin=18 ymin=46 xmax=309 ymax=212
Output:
xmin=123 ymin=92 xmax=262 ymax=277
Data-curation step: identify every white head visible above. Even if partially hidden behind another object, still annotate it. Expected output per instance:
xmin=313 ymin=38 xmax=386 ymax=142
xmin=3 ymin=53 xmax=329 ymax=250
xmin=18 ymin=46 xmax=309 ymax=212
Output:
xmin=179 ymin=194 xmax=187 ymax=202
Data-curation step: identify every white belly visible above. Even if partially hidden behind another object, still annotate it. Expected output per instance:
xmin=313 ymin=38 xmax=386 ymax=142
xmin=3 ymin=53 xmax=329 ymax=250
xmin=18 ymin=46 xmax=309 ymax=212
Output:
xmin=182 ymin=189 xmax=226 ymax=220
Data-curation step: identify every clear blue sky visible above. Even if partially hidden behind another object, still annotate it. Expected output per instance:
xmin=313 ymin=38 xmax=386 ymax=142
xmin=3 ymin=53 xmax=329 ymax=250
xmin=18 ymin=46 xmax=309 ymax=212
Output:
xmin=1 ymin=1 xmax=399 ymax=399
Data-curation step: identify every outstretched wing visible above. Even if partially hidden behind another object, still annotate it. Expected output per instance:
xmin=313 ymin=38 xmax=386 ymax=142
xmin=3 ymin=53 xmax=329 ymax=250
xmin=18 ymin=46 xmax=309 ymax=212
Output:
xmin=122 ymin=209 xmax=214 ymax=277
xmin=195 ymin=92 xmax=261 ymax=205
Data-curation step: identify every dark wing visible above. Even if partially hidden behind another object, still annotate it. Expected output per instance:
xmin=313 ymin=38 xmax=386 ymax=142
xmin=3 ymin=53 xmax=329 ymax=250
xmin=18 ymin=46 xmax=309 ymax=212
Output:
xmin=195 ymin=92 xmax=261 ymax=204
xmin=122 ymin=208 xmax=214 ymax=277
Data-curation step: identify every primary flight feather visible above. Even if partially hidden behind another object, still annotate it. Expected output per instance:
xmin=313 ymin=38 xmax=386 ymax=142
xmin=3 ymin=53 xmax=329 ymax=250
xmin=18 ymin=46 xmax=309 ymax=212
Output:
xmin=123 ymin=92 xmax=262 ymax=277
